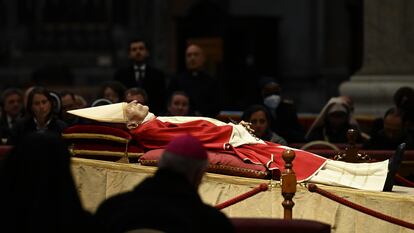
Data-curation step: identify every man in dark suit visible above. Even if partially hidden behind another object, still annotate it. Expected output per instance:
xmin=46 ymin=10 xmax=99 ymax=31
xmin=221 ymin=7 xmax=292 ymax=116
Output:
xmin=0 ymin=88 xmax=24 ymax=144
xmin=168 ymin=44 xmax=221 ymax=118
xmin=114 ymin=38 xmax=166 ymax=115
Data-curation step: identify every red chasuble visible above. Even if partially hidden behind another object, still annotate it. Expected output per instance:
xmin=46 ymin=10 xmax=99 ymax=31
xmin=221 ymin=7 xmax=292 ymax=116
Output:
xmin=131 ymin=118 xmax=327 ymax=182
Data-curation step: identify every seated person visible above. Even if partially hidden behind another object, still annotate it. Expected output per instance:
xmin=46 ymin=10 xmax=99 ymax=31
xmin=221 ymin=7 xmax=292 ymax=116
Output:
xmin=11 ymin=87 xmax=67 ymax=144
xmin=168 ymin=44 xmax=220 ymax=117
xmin=95 ymin=134 xmax=234 ymax=233
xmin=97 ymin=81 xmax=126 ymax=104
xmin=369 ymin=86 xmax=414 ymax=136
xmin=68 ymin=101 xmax=404 ymax=192
xmin=165 ymin=91 xmax=193 ymax=116
xmin=74 ymin=94 xmax=88 ymax=109
xmin=0 ymin=88 xmax=24 ymax=144
xmin=124 ymin=87 xmax=148 ymax=105
xmin=60 ymin=90 xmax=81 ymax=126
xmin=364 ymin=107 xmax=408 ymax=150
xmin=0 ymin=132 xmax=97 ymax=232
xmin=306 ymin=97 xmax=361 ymax=143
xmin=241 ymin=104 xmax=287 ymax=145
xmin=259 ymin=77 xmax=305 ymax=143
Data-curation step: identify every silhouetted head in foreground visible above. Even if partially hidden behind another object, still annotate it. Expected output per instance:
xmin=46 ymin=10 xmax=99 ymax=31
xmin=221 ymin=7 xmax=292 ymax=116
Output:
xmin=0 ymin=132 xmax=93 ymax=232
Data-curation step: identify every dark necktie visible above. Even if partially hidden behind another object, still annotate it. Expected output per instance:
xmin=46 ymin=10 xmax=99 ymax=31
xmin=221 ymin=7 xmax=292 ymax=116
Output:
xmin=135 ymin=67 xmax=145 ymax=83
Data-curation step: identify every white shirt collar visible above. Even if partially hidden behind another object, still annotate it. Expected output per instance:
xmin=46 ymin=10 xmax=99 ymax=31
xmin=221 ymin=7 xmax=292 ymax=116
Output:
xmin=33 ymin=117 xmax=52 ymax=131
xmin=133 ymin=64 xmax=146 ymax=70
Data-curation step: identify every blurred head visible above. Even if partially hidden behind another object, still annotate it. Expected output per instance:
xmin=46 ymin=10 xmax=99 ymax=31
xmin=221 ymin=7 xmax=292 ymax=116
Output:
xmin=125 ymin=87 xmax=148 ymax=105
xmin=1 ymin=88 xmax=23 ymax=118
xmin=104 ymin=87 xmax=119 ymax=103
xmin=393 ymin=86 xmax=414 ymax=125
xmin=167 ymin=91 xmax=190 ymax=116
xmin=242 ymin=105 xmax=272 ymax=138
xmin=325 ymin=103 xmax=350 ymax=130
xmin=26 ymin=87 xmax=54 ymax=122
xmin=185 ymin=44 xmax=205 ymax=71
xmin=0 ymin=132 xmax=83 ymax=231
xmin=61 ymin=91 xmax=76 ymax=112
xmin=74 ymin=94 xmax=87 ymax=109
xmin=259 ymin=77 xmax=281 ymax=98
xmin=158 ymin=134 xmax=208 ymax=188
xmin=383 ymin=108 xmax=403 ymax=142
xmin=2 ymin=132 xmax=72 ymax=187
xmin=128 ymin=38 xmax=149 ymax=64
xmin=60 ymin=91 xmax=77 ymax=121
xmin=99 ymin=81 xmax=126 ymax=104
xmin=339 ymin=95 xmax=354 ymax=112
xmin=393 ymin=86 xmax=414 ymax=108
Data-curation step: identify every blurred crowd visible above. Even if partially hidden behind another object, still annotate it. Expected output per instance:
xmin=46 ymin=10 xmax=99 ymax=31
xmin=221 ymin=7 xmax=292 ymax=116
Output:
xmin=1 ymin=38 xmax=414 ymax=151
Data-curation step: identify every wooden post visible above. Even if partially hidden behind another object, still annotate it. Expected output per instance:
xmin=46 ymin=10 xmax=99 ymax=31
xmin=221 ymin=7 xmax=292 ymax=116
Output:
xmin=281 ymin=149 xmax=296 ymax=219
xmin=334 ymin=129 xmax=370 ymax=162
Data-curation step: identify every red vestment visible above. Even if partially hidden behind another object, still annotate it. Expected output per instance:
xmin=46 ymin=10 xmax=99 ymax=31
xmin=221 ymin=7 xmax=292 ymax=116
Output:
xmin=131 ymin=118 xmax=327 ymax=181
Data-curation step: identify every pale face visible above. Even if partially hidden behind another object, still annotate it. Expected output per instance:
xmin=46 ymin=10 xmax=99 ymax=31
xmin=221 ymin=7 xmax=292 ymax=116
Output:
xmin=129 ymin=41 xmax=148 ymax=64
xmin=125 ymin=102 xmax=149 ymax=123
xmin=4 ymin=93 xmax=23 ymax=118
xmin=185 ymin=45 xmax=205 ymax=71
xmin=168 ymin=94 xmax=190 ymax=116
xmin=104 ymin=87 xmax=119 ymax=103
xmin=61 ymin=94 xmax=76 ymax=120
xmin=249 ymin=110 xmax=269 ymax=138
xmin=31 ymin=94 xmax=51 ymax=121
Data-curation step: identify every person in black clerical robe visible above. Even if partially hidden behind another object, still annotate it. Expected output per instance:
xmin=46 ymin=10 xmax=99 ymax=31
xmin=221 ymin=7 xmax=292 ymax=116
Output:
xmin=168 ymin=44 xmax=220 ymax=118
xmin=95 ymin=135 xmax=234 ymax=233
xmin=0 ymin=132 xmax=97 ymax=232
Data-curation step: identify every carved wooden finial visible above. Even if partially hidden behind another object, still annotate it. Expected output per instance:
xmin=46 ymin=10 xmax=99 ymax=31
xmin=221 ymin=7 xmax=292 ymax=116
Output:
xmin=282 ymin=149 xmax=296 ymax=167
xmin=281 ymin=149 xmax=297 ymax=219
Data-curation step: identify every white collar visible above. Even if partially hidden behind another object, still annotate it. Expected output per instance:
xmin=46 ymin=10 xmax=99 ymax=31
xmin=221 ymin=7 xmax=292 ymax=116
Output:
xmin=34 ymin=117 xmax=52 ymax=131
xmin=141 ymin=112 xmax=155 ymax=124
xmin=133 ymin=64 xmax=146 ymax=70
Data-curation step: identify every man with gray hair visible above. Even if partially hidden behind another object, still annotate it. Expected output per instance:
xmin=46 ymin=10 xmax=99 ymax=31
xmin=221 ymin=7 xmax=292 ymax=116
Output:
xmin=95 ymin=134 xmax=234 ymax=233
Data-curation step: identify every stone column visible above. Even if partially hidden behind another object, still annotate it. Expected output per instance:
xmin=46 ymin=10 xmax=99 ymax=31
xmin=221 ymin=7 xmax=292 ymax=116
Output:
xmin=339 ymin=0 xmax=414 ymax=116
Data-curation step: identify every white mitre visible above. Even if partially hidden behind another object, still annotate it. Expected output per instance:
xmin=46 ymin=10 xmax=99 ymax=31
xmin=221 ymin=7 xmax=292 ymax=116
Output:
xmin=68 ymin=102 xmax=128 ymax=123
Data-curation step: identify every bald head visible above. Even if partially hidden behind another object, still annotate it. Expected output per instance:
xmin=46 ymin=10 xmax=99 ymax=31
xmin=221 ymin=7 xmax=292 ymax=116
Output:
xmin=185 ymin=44 xmax=205 ymax=71
xmin=158 ymin=135 xmax=208 ymax=188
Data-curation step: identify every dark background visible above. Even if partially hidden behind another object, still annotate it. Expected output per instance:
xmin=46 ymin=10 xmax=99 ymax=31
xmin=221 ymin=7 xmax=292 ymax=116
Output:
xmin=0 ymin=0 xmax=363 ymax=113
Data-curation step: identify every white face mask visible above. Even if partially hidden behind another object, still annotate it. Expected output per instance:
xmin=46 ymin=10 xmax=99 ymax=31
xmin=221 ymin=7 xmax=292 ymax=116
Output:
xmin=263 ymin=94 xmax=281 ymax=109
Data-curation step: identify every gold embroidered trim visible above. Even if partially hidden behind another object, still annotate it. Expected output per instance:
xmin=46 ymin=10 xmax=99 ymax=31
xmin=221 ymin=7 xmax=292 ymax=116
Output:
xmin=70 ymin=149 xmax=143 ymax=158
xmin=62 ymin=133 xmax=130 ymax=144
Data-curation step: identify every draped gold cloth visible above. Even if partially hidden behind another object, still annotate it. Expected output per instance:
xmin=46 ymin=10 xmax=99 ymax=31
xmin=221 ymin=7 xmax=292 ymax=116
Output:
xmin=71 ymin=158 xmax=414 ymax=233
